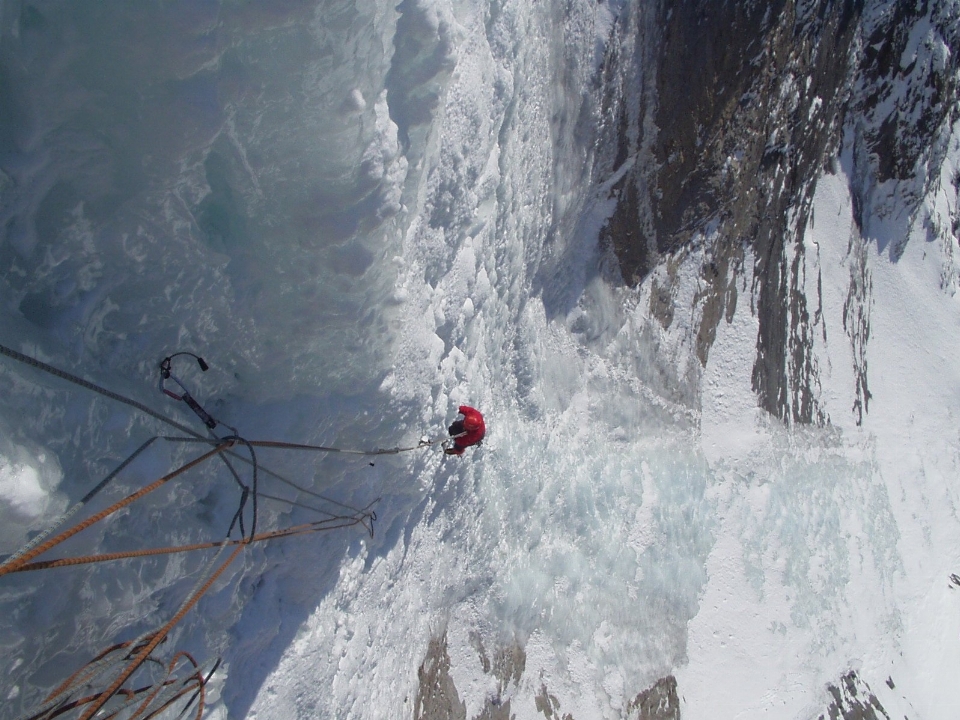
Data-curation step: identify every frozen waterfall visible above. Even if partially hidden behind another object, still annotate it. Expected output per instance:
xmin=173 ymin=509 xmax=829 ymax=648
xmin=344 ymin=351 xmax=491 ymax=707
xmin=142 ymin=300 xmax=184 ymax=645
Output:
xmin=2 ymin=1 xmax=960 ymax=719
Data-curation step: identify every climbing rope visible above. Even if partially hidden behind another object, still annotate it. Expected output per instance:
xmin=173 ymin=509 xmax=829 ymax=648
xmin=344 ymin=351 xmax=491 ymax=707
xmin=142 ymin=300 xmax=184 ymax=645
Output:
xmin=0 ymin=342 xmax=405 ymax=517
xmin=78 ymin=543 xmax=242 ymax=720
xmin=0 ymin=341 xmax=454 ymax=480
xmin=0 ymin=434 xmax=379 ymax=578
xmin=0 ymin=342 xmax=447 ymax=720
xmin=0 ymin=442 xmax=230 ymax=578
xmin=4 ymin=436 xmax=160 ymax=565
xmin=20 ymin=639 xmax=217 ymax=720
xmin=0 ymin=343 xmax=198 ymax=436
xmin=248 ymin=435 xmax=455 ymax=455
xmin=155 ymin=351 xmax=460 ymax=455
xmin=18 ymin=633 xmax=220 ymax=720
xmin=0 ymin=342 xmax=450 ymax=568
xmin=17 ymin=544 xmax=242 ymax=720
xmin=1 ymin=438 xmax=365 ymax=720
xmin=9 ymin=511 xmax=378 ymax=573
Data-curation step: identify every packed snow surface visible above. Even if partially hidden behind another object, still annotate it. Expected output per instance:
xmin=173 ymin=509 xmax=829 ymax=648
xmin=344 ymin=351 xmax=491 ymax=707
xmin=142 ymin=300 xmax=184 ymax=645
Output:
xmin=1 ymin=1 xmax=959 ymax=719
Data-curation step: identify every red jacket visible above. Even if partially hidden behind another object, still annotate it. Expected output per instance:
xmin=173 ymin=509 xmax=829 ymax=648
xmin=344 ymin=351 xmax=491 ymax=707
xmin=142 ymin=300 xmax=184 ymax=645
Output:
xmin=455 ymin=405 xmax=485 ymax=450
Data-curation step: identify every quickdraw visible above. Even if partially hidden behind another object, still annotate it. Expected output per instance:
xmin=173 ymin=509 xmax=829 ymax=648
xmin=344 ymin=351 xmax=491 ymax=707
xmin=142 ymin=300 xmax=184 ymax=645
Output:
xmin=158 ymin=352 xmax=219 ymax=430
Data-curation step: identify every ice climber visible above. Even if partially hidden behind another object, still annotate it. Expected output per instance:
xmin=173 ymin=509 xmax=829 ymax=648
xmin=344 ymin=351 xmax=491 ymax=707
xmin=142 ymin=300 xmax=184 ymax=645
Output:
xmin=444 ymin=405 xmax=485 ymax=455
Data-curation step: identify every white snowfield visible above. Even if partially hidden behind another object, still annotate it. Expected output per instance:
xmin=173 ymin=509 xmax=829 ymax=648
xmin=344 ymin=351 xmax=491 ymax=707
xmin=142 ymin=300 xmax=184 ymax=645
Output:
xmin=1 ymin=0 xmax=959 ymax=719
xmin=690 ymin=161 xmax=960 ymax=719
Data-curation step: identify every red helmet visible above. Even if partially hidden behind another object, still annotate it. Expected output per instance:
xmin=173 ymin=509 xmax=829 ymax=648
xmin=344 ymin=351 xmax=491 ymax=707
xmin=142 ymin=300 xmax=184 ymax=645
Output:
xmin=463 ymin=414 xmax=481 ymax=431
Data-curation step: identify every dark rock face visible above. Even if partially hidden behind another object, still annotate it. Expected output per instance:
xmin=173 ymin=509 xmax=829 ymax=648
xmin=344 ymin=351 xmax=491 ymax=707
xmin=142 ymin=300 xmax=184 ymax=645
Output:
xmin=847 ymin=0 xmax=960 ymax=256
xmin=416 ymin=633 xmax=525 ymax=720
xmin=856 ymin=1 xmax=960 ymax=188
xmin=414 ymin=633 xmax=677 ymax=719
xmin=534 ymin=683 xmax=572 ymax=719
xmin=534 ymin=674 xmax=679 ymax=719
xmin=415 ymin=633 xmax=467 ymax=720
xmin=819 ymin=671 xmax=896 ymax=720
xmin=599 ymin=0 xmax=960 ymax=423
xmin=601 ymin=0 xmax=863 ymax=423
xmin=626 ymin=675 xmax=681 ymax=720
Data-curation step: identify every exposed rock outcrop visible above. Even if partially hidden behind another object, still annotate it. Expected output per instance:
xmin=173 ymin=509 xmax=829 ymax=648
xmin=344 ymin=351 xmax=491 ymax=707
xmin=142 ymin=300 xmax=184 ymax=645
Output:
xmin=626 ymin=675 xmax=681 ymax=720
xmin=599 ymin=0 xmax=960 ymax=424
xmin=415 ymin=632 xmax=679 ymax=720
xmin=416 ymin=633 xmax=525 ymax=720
xmin=415 ymin=633 xmax=467 ymax=720
xmin=818 ymin=671 xmax=897 ymax=720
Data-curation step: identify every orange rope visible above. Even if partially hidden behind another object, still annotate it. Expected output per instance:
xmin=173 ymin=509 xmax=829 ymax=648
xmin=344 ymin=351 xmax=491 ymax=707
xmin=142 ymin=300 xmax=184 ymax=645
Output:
xmin=0 ymin=444 xmax=230 ymax=578
xmin=1 ymin=345 xmax=389 ymax=720
xmin=138 ymin=652 xmax=206 ymax=720
xmin=11 ymin=517 xmax=370 ymax=573
xmin=77 ymin=545 xmax=243 ymax=720
xmin=137 ymin=682 xmax=203 ymax=720
xmin=129 ymin=651 xmax=199 ymax=720
xmin=43 ymin=638 xmax=154 ymax=704
xmin=37 ymin=681 xmax=177 ymax=720
xmin=35 ymin=642 xmax=209 ymax=720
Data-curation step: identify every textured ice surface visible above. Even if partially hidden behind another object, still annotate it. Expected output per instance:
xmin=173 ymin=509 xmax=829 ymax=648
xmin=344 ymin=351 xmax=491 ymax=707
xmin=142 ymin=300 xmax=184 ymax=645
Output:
xmin=2 ymin=1 xmax=960 ymax=720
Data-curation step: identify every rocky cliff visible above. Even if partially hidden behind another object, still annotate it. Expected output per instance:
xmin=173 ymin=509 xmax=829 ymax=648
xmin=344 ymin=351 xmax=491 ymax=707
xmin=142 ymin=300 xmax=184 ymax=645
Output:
xmin=599 ymin=0 xmax=960 ymax=425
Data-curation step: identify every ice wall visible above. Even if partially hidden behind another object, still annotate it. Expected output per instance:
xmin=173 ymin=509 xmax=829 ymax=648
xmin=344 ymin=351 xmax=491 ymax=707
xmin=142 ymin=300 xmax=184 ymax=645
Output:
xmin=0 ymin=0 xmax=422 ymax=714
xmin=2 ymin=1 xmax=960 ymax=720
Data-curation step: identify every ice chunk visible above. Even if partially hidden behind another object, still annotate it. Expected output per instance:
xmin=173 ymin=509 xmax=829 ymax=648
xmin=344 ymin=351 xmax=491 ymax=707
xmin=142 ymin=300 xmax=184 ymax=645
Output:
xmin=0 ymin=437 xmax=65 ymax=553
